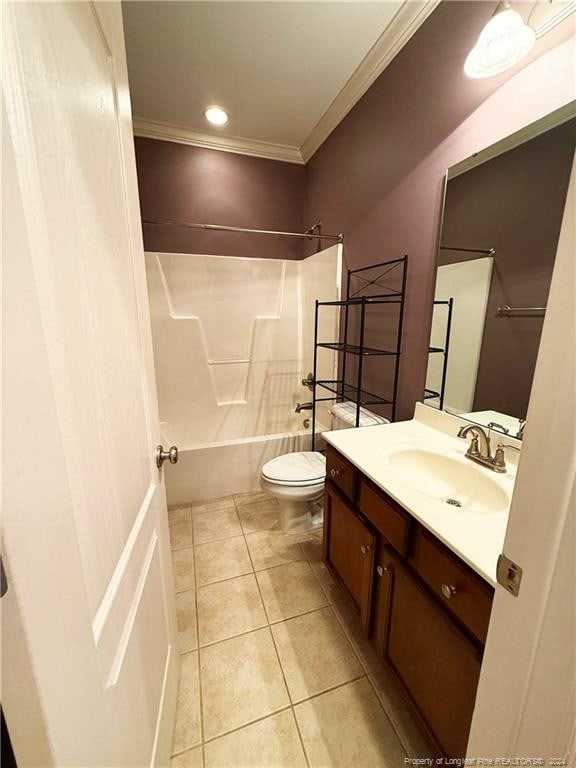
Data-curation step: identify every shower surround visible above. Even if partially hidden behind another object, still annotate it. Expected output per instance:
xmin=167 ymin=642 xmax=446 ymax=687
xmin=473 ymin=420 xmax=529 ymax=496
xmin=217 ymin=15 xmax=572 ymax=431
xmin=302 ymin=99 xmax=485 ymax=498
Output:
xmin=146 ymin=245 xmax=342 ymax=503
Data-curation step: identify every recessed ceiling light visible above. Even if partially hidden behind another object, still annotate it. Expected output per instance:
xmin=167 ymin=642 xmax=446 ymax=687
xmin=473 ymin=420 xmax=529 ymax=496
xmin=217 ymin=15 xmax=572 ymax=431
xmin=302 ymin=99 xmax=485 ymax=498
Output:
xmin=204 ymin=106 xmax=229 ymax=126
xmin=464 ymin=1 xmax=536 ymax=79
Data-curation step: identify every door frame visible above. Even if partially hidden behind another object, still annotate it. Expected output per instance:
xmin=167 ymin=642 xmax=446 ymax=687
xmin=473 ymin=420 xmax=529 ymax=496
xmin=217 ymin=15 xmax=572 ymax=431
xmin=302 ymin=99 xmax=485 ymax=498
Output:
xmin=467 ymin=156 xmax=575 ymax=759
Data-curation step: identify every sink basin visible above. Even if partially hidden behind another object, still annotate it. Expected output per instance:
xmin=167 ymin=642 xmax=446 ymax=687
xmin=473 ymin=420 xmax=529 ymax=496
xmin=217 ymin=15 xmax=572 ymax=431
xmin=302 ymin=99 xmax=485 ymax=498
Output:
xmin=388 ymin=448 xmax=509 ymax=513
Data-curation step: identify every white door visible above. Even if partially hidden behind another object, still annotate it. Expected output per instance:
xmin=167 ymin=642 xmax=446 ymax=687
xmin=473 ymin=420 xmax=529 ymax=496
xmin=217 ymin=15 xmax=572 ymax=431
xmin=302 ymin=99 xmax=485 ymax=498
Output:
xmin=2 ymin=3 xmax=179 ymax=766
xmin=467 ymin=159 xmax=575 ymax=759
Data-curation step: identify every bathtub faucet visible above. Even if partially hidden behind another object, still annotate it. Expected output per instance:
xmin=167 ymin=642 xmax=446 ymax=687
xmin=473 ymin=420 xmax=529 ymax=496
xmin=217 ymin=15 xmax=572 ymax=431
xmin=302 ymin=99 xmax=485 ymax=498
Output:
xmin=295 ymin=402 xmax=313 ymax=413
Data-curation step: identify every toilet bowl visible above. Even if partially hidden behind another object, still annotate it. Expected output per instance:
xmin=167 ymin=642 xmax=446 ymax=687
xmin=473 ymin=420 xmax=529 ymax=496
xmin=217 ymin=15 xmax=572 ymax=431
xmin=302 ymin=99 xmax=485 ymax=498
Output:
xmin=260 ymin=451 xmax=325 ymax=535
xmin=260 ymin=403 xmax=389 ymax=534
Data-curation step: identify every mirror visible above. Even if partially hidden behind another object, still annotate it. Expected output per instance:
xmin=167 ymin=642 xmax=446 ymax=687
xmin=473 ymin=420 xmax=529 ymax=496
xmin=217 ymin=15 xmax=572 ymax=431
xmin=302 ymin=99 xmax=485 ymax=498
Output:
xmin=426 ymin=111 xmax=576 ymax=438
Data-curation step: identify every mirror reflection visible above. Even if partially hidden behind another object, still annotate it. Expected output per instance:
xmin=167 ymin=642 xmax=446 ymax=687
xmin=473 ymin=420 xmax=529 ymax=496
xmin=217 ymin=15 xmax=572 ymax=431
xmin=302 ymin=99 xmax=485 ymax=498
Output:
xmin=426 ymin=116 xmax=576 ymax=437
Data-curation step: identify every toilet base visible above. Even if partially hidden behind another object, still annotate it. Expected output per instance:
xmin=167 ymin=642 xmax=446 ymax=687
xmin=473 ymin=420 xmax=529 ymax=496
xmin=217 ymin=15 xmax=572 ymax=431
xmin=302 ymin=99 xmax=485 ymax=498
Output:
xmin=278 ymin=496 xmax=323 ymax=535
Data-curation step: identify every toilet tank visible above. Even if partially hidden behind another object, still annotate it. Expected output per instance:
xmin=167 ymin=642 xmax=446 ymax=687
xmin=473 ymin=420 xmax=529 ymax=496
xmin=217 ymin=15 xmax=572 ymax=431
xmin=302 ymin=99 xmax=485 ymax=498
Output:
xmin=330 ymin=402 xmax=390 ymax=430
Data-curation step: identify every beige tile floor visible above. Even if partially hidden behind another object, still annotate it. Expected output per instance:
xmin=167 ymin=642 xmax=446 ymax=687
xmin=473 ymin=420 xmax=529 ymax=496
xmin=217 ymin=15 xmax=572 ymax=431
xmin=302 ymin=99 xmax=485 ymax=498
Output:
xmin=168 ymin=492 xmax=429 ymax=768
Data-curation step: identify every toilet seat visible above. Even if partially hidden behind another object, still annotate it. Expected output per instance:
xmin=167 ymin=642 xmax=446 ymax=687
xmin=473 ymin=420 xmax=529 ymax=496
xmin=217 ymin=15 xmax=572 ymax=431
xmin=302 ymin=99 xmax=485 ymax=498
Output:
xmin=261 ymin=451 xmax=326 ymax=487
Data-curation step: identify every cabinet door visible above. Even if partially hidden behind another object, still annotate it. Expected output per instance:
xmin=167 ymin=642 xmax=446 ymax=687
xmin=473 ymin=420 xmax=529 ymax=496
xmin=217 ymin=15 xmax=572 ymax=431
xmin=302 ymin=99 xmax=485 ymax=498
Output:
xmin=323 ymin=483 xmax=375 ymax=631
xmin=371 ymin=543 xmax=395 ymax=656
xmin=383 ymin=552 xmax=482 ymax=758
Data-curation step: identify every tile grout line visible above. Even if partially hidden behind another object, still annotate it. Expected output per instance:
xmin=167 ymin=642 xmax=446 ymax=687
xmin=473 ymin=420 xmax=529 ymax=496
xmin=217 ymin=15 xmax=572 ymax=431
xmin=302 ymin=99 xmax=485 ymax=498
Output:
xmin=190 ymin=509 xmax=207 ymax=767
xmin=294 ymin=530 xmax=412 ymax=758
xmin=170 ymin=506 xmax=203 ymax=763
xmin=239 ymin=500 xmax=312 ymax=768
xmin=325 ymin=588 xmax=412 ymax=759
xmin=188 ymin=673 xmax=378 ymax=753
xmin=201 ymin=705 xmax=294 ymax=749
xmin=291 ymin=672 xmax=368 ymax=707
xmin=365 ymin=675 xmax=411 ymax=759
xmin=171 ymin=493 xmax=410 ymax=763
xmin=196 ymin=601 xmax=334 ymax=650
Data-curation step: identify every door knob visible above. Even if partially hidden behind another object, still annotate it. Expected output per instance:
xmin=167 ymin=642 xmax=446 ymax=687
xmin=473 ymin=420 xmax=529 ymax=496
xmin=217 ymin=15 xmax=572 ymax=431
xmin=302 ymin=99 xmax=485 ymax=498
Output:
xmin=360 ymin=544 xmax=371 ymax=555
xmin=156 ymin=444 xmax=179 ymax=469
xmin=330 ymin=468 xmax=340 ymax=479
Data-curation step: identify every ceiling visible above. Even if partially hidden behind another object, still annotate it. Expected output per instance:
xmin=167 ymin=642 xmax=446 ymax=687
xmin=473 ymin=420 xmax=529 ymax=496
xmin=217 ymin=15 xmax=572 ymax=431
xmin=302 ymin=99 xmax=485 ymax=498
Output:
xmin=122 ymin=1 xmax=439 ymax=162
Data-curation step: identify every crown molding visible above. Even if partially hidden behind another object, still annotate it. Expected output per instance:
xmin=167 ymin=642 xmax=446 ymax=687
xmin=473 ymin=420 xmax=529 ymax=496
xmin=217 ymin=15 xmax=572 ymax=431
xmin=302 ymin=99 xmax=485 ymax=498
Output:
xmin=132 ymin=117 xmax=305 ymax=164
xmin=133 ymin=0 xmax=440 ymax=166
xmin=300 ymin=0 xmax=441 ymax=162
xmin=529 ymin=0 xmax=576 ymax=38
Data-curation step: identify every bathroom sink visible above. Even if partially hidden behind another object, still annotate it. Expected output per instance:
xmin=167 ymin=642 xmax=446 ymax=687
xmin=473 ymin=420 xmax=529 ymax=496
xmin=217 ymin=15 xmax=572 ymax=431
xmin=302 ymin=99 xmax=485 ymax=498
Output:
xmin=388 ymin=448 xmax=509 ymax=513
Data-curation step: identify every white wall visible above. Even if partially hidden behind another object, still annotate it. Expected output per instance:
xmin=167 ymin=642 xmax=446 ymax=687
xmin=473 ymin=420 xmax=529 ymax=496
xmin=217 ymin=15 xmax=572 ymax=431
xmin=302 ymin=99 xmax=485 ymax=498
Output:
xmin=146 ymin=245 xmax=341 ymax=447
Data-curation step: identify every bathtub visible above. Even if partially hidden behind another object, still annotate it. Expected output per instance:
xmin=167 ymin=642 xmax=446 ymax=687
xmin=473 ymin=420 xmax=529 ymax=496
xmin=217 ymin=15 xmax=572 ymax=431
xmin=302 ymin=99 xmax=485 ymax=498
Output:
xmin=162 ymin=427 xmax=320 ymax=506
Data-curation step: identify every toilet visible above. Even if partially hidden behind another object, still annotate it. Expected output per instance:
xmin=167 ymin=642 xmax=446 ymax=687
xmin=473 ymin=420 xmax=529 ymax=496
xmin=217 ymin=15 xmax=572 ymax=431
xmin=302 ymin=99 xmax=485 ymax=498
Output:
xmin=260 ymin=402 xmax=389 ymax=534
xmin=260 ymin=451 xmax=326 ymax=534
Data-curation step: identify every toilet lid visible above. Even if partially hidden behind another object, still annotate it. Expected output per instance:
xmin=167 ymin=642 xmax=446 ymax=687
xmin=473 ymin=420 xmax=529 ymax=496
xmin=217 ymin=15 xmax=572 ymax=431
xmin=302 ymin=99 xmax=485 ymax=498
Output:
xmin=262 ymin=452 xmax=326 ymax=486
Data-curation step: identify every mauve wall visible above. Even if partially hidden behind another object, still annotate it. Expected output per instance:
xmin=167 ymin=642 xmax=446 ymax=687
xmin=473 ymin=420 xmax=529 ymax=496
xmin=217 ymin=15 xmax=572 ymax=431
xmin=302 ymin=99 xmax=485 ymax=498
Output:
xmin=132 ymin=1 xmax=575 ymax=419
xmin=441 ymin=119 xmax=576 ymax=420
xmin=304 ymin=1 xmax=575 ymax=420
xmin=135 ymin=138 xmax=305 ymax=260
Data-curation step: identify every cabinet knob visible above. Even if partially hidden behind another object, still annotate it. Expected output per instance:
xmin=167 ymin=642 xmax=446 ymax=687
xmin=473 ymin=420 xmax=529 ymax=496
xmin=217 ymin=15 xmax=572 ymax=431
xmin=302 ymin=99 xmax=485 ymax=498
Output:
xmin=441 ymin=583 xmax=457 ymax=599
xmin=360 ymin=544 xmax=371 ymax=555
xmin=330 ymin=468 xmax=340 ymax=479
xmin=376 ymin=565 xmax=389 ymax=577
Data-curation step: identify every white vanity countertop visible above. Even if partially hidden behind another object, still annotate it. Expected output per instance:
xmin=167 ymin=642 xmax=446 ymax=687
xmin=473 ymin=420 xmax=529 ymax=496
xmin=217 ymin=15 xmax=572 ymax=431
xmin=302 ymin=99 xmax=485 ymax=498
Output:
xmin=322 ymin=403 xmax=519 ymax=587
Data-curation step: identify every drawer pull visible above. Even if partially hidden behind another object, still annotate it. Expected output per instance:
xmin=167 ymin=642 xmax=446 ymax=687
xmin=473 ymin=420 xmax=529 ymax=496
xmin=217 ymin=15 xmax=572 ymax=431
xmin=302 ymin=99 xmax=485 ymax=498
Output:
xmin=360 ymin=544 xmax=371 ymax=555
xmin=330 ymin=468 xmax=340 ymax=479
xmin=441 ymin=583 xmax=457 ymax=599
xmin=376 ymin=565 xmax=389 ymax=576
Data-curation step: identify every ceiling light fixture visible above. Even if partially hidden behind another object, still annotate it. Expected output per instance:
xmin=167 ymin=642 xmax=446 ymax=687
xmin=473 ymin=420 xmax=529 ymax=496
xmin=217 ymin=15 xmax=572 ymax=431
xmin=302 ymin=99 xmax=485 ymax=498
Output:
xmin=464 ymin=1 xmax=536 ymax=79
xmin=204 ymin=106 xmax=229 ymax=126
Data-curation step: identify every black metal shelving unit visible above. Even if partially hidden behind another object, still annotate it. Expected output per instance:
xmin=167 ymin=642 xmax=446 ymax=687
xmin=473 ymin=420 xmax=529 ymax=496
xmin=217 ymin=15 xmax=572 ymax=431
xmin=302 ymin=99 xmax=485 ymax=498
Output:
xmin=311 ymin=256 xmax=408 ymax=451
xmin=424 ymin=298 xmax=453 ymax=409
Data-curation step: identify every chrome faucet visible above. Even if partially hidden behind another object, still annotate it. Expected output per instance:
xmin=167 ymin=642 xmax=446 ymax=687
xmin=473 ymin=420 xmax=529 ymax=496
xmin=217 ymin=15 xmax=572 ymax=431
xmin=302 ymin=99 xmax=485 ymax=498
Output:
xmin=457 ymin=423 xmax=492 ymax=460
xmin=295 ymin=402 xmax=313 ymax=413
xmin=457 ymin=424 xmax=519 ymax=473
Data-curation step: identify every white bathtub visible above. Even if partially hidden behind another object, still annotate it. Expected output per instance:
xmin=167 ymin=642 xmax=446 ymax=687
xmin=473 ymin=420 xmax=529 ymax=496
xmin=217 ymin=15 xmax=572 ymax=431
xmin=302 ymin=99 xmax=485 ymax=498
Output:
xmin=162 ymin=428 xmax=317 ymax=506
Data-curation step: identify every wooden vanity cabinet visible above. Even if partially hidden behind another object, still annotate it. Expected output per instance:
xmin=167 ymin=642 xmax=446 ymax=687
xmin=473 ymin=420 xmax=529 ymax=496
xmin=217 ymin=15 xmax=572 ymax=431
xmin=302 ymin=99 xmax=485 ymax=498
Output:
xmin=374 ymin=544 xmax=483 ymax=757
xmin=323 ymin=446 xmax=494 ymax=758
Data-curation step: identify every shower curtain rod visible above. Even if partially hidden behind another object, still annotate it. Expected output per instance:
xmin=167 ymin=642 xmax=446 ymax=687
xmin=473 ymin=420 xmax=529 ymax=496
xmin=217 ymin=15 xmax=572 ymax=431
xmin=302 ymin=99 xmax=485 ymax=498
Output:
xmin=143 ymin=219 xmax=344 ymax=243
xmin=440 ymin=245 xmax=495 ymax=255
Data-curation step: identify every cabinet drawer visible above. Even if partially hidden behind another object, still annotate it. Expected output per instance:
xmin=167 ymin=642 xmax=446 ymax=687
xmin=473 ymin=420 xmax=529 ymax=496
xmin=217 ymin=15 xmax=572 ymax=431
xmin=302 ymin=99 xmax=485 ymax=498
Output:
xmin=411 ymin=529 xmax=493 ymax=644
xmin=359 ymin=478 xmax=411 ymax=556
xmin=326 ymin=445 xmax=358 ymax=501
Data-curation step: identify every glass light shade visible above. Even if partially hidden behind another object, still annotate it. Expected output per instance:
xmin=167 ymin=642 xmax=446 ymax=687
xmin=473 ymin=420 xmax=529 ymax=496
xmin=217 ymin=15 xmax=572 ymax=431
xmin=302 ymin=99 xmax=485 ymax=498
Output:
xmin=204 ymin=106 xmax=229 ymax=126
xmin=464 ymin=7 xmax=536 ymax=79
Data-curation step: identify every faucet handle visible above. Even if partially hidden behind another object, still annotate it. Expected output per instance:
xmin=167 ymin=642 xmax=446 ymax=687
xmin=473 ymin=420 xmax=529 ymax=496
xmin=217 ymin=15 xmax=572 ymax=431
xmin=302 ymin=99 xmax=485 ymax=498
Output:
xmin=467 ymin=434 xmax=481 ymax=457
xmin=301 ymin=372 xmax=315 ymax=391
xmin=493 ymin=442 xmax=521 ymax=470
xmin=487 ymin=421 xmax=509 ymax=434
